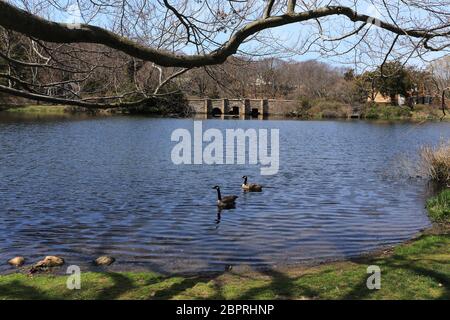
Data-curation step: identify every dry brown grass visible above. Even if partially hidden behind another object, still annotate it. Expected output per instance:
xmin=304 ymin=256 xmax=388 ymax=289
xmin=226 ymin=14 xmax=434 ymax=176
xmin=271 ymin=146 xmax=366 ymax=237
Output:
xmin=420 ymin=140 xmax=450 ymax=185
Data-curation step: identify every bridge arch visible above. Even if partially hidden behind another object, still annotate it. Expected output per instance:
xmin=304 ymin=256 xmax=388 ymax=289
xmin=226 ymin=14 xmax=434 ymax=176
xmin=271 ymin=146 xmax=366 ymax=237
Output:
xmin=187 ymin=98 xmax=278 ymax=116
xmin=211 ymin=107 xmax=222 ymax=116
xmin=229 ymin=105 xmax=240 ymax=115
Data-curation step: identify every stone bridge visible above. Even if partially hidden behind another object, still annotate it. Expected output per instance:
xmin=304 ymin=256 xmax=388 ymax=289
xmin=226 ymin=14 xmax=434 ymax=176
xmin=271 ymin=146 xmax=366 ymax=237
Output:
xmin=186 ymin=98 xmax=299 ymax=116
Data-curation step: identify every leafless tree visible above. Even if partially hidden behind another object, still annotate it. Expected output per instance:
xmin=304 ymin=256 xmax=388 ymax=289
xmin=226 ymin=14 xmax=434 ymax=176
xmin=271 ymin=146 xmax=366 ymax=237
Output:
xmin=0 ymin=0 xmax=448 ymax=108
xmin=429 ymin=56 xmax=450 ymax=115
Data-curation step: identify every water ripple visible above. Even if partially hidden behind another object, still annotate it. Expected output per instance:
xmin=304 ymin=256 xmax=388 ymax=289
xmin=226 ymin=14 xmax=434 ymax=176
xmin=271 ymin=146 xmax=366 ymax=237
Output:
xmin=0 ymin=116 xmax=448 ymax=272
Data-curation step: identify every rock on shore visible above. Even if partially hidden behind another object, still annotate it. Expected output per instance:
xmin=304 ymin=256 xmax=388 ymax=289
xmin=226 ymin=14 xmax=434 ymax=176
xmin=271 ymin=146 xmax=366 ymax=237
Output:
xmin=37 ymin=256 xmax=65 ymax=267
xmin=94 ymin=256 xmax=115 ymax=266
xmin=29 ymin=256 xmax=65 ymax=273
xmin=8 ymin=256 xmax=25 ymax=267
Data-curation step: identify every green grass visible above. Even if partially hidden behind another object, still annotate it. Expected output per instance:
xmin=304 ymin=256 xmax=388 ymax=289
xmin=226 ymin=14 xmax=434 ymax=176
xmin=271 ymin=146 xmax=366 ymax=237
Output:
xmin=3 ymin=105 xmax=69 ymax=114
xmin=362 ymin=104 xmax=412 ymax=120
xmin=427 ymin=189 xmax=450 ymax=222
xmin=362 ymin=104 xmax=449 ymax=121
xmin=288 ymin=101 xmax=449 ymax=121
xmin=0 ymin=233 xmax=448 ymax=300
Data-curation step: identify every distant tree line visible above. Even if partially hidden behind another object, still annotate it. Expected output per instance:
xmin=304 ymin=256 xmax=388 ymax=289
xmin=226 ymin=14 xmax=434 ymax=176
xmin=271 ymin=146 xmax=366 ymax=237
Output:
xmin=0 ymin=1 xmax=448 ymax=110
xmin=181 ymin=56 xmax=450 ymax=108
xmin=1 ymin=32 xmax=448 ymax=112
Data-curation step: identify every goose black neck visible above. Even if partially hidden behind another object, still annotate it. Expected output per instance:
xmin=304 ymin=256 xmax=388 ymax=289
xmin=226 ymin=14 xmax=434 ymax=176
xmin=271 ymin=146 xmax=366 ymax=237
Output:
xmin=216 ymin=188 xmax=222 ymax=200
xmin=243 ymin=177 xmax=248 ymax=185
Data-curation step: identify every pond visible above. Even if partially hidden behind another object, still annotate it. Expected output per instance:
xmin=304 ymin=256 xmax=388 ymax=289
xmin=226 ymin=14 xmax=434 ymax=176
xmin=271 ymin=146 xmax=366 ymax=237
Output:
xmin=0 ymin=113 xmax=449 ymax=273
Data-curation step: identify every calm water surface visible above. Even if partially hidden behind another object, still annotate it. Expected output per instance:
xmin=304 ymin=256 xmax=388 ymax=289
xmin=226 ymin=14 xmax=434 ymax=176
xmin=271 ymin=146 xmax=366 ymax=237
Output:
xmin=0 ymin=113 xmax=449 ymax=273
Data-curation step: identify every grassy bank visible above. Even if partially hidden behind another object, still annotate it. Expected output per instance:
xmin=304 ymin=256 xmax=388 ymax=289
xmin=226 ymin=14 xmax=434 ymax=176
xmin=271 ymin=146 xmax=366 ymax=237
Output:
xmin=0 ymin=230 xmax=448 ymax=300
xmin=287 ymin=100 xmax=449 ymax=121
xmin=1 ymin=92 xmax=188 ymax=116
xmin=1 ymin=105 xmax=70 ymax=115
xmin=1 ymin=102 xmax=448 ymax=121
xmin=361 ymin=104 xmax=450 ymax=121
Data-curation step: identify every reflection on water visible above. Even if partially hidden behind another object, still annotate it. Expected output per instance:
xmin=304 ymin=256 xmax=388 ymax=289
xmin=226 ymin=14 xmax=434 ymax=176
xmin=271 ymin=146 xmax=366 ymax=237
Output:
xmin=0 ymin=112 xmax=449 ymax=273
xmin=193 ymin=113 xmax=270 ymax=120
xmin=215 ymin=210 xmax=222 ymax=226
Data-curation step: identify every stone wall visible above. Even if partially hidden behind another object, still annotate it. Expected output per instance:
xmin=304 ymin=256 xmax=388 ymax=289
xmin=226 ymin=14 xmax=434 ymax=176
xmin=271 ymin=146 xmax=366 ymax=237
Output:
xmin=187 ymin=99 xmax=205 ymax=114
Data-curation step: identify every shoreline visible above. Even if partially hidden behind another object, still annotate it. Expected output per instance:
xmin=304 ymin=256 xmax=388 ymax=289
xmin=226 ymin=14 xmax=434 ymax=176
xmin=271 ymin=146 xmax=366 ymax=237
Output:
xmin=0 ymin=223 xmax=447 ymax=299
xmin=1 ymin=221 xmax=442 ymax=277
xmin=1 ymin=104 xmax=449 ymax=122
xmin=0 ymin=235 xmax=426 ymax=277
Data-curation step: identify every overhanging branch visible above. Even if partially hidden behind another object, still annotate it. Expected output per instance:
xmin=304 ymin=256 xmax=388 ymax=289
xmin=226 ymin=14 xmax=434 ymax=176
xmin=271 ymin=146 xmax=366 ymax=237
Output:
xmin=0 ymin=1 xmax=446 ymax=68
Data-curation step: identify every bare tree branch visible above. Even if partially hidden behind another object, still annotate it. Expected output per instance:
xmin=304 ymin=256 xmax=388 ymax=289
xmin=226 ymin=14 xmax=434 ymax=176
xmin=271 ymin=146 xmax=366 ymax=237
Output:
xmin=154 ymin=67 xmax=190 ymax=94
xmin=263 ymin=0 xmax=275 ymax=18
xmin=0 ymin=1 xmax=447 ymax=68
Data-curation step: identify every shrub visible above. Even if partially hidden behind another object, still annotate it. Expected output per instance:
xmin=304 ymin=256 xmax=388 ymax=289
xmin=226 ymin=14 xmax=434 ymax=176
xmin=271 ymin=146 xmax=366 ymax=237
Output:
xmin=361 ymin=103 xmax=412 ymax=120
xmin=123 ymin=90 xmax=190 ymax=116
xmin=426 ymin=189 xmax=450 ymax=222
xmin=299 ymin=97 xmax=312 ymax=109
xmin=362 ymin=104 xmax=380 ymax=119
xmin=321 ymin=110 xmax=339 ymax=118
xmin=420 ymin=140 xmax=450 ymax=185
xmin=411 ymin=104 xmax=448 ymax=121
xmin=308 ymin=100 xmax=352 ymax=118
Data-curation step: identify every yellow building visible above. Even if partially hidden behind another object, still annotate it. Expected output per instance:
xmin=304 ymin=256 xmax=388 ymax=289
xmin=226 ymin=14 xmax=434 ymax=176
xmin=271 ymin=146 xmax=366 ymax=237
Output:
xmin=367 ymin=92 xmax=392 ymax=104
xmin=368 ymin=92 xmax=408 ymax=106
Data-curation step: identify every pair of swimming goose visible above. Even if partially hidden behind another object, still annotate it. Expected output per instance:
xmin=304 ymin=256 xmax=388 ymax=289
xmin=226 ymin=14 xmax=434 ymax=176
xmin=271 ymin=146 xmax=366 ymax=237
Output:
xmin=212 ymin=176 xmax=262 ymax=208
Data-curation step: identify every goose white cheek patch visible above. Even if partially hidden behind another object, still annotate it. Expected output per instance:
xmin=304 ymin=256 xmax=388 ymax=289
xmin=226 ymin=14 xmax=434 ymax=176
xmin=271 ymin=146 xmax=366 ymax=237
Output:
xmin=171 ymin=121 xmax=280 ymax=175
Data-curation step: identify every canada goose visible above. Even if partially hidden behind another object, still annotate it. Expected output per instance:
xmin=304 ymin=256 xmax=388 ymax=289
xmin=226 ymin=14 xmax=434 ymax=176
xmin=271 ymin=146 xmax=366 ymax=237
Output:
xmin=212 ymin=186 xmax=238 ymax=208
xmin=241 ymin=176 xmax=262 ymax=192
